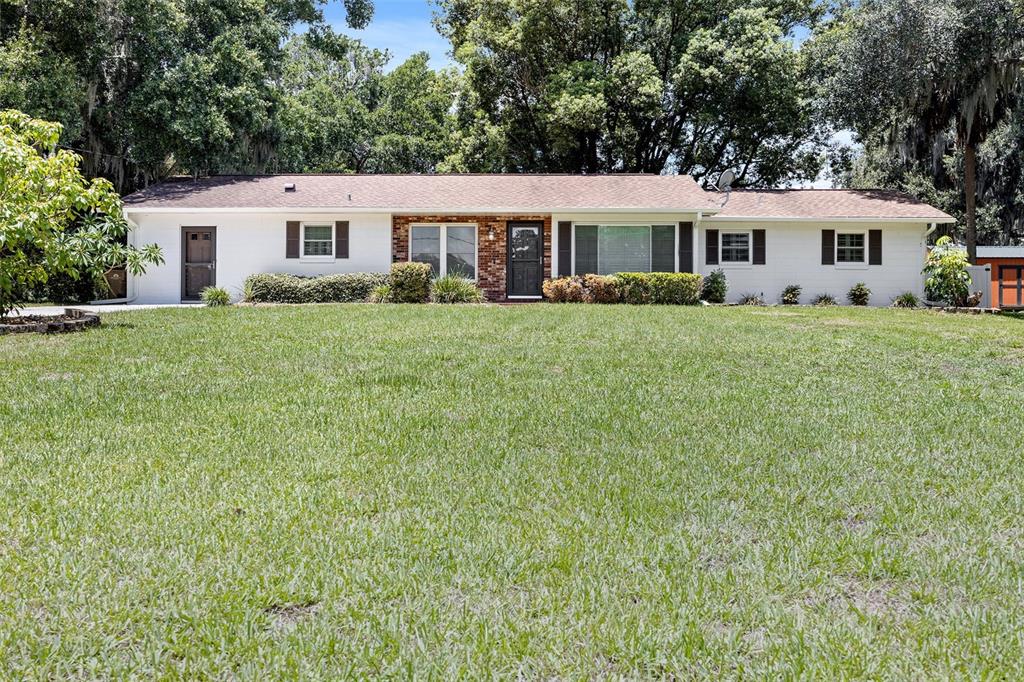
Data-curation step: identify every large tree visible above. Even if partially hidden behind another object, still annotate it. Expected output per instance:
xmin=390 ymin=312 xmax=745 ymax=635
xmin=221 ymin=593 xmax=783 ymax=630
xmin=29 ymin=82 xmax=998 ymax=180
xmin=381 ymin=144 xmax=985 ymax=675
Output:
xmin=434 ymin=0 xmax=830 ymax=186
xmin=817 ymin=0 xmax=1024 ymax=260
xmin=0 ymin=0 xmax=375 ymax=193
xmin=273 ymin=36 xmax=458 ymax=173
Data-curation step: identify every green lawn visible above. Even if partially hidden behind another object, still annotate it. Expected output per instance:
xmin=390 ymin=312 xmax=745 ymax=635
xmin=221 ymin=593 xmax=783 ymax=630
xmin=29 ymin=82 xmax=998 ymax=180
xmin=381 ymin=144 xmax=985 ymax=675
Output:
xmin=2 ymin=304 xmax=1024 ymax=678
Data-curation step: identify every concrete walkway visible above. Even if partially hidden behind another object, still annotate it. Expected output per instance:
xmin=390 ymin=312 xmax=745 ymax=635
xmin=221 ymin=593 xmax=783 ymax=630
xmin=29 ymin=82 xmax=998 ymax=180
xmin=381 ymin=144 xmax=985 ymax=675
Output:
xmin=8 ymin=303 xmax=198 ymax=317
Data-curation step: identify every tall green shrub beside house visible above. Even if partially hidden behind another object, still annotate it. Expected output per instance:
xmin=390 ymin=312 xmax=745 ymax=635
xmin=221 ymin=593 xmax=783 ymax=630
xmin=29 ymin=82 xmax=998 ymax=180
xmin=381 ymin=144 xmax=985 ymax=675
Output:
xmin=0 ymin=110 xmax=162 ymax=316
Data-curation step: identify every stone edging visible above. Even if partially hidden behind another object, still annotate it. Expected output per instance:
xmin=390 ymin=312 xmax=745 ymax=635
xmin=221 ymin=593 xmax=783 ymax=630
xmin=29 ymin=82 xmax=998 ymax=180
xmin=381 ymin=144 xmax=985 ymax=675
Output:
xmin=0 ymin=308 xmax=101 ymax=335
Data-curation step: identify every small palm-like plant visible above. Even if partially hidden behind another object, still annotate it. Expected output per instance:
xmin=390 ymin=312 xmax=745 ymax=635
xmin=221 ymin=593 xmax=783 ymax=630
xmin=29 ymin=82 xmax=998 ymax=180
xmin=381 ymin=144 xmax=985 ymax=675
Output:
xmin=200 ymin=286 xmax=230 ymax=307
xmin=781 ymin=284 xmax=802 ymax=305
xmin=811 ymin=293 xmax=837 ymax=307
xmin=430 ymin=275 xmax=485 ymax=303
xmin=891 ymin=291 xmax=921 ymax=308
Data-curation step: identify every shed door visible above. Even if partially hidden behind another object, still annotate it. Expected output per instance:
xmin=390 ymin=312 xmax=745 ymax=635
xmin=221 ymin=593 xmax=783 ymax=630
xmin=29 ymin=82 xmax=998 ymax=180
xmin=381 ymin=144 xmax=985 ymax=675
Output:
xmin=182 ymin=227 xmax=216 ymax=300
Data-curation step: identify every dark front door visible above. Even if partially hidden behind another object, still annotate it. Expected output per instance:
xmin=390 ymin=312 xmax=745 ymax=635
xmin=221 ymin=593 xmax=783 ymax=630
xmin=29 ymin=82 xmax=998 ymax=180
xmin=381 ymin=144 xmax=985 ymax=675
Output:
xmin=507 ymin=222 xmax=543 ymax=297
xmin=182 ymin=227 xmax=216 ymax=300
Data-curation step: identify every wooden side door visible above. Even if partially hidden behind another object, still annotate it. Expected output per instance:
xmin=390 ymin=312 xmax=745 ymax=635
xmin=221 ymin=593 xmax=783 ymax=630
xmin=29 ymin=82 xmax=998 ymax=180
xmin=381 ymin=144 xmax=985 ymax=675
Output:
xmin=182 ymin=227 xmax=216 ymax=301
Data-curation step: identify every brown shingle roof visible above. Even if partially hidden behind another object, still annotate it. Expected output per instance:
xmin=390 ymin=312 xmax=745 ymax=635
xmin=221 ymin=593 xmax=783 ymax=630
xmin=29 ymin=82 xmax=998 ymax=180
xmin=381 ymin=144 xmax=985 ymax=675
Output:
xmin=711 ymin=189 xmax=954 ymax=221
xmin=123 ymin=173 xmax=716 ymax=212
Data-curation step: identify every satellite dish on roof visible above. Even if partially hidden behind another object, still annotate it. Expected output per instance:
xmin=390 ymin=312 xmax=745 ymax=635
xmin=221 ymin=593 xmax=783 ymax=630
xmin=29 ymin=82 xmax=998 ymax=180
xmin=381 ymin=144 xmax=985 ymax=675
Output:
xmin=716 ymin=169 xmax=736 ymax=193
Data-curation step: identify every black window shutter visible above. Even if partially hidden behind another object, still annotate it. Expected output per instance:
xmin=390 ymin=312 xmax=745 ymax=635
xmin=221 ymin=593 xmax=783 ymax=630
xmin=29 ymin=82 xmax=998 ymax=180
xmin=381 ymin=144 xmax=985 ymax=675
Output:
xmin=821 ymin=229 xmax=835 ymax=265
xmin=575 ymin=225 xmax=598 ymax=275
xmin=869 ymin=229 xmax=882 ymax=265
xmin=753 ymin=229 xmax=766 ymax=265
xmin=678 ymin=222 xmax=694 ymax=273
xmin=651 ymin=225 xmax=675 ymax=272
xmin=557 ymin=221 xmax=572 ymax=276
xmin=286 ymin=221 xmax=300 ymax=259
xmin=705 ymin=229 xmax=719 ymax=266
xmin=335 ymin=221 xmax=349 ymax=258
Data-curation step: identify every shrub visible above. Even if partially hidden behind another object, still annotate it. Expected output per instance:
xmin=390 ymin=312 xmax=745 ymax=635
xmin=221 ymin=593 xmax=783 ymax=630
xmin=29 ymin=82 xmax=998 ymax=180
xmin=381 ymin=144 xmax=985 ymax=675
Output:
xmin=700 ymin=269 xmax=728 ymax=303
xmin=847 ymin=282 xmax=871 ymax=306
xmin=582 ymin=274 xmax=620 ymax=303
xmin=368 ymin=284 xmax=391 ymax=303
xmin=244 ymin=272 xmax=388 ymax=303
xmin=388 ymin=262 xmax=433 ymax=303
xmin=891 ymin=291 xmax=920 ymax=308
xmin=200 ymin=286 xmax=230 ymax=307
xmin=647 ymin=273 xmax=702 ymax=305
xmin=781 ymin=284 xmax=802 ymax=305
xmin=811 ymin=293 xmax=837 ymax=306
xmin=431 ymin=275 xmax=485 ymax=303
xmin=614 ymin=272 xmax=655 ymax=304
xmin=543 ymin=276 xmax=586 ymax=302
xmin=739 ymin=292 xmax=765 ymax=306
xmin=923 ymin=236 xmax=971 ymax=305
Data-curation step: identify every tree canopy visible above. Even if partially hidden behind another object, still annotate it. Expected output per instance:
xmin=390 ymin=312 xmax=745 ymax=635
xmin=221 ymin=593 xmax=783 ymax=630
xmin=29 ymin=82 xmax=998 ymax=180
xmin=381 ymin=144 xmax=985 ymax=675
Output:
xmin=816 ymin=0 xmax=1024 ymax=258
xmin=3 ymin=0 xmax=1024 ymax=246
xmin=434 ymin=0 xmax=829 ymax=186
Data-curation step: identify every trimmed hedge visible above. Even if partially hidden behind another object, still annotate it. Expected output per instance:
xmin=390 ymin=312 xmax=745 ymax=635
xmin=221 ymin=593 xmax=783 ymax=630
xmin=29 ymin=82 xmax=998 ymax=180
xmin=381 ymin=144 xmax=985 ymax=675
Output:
xmin=389 ymin=262 xmax=433 ymax=303
xmin=543 ymin=272 xmax=702 ymax=305
xmin=244 ymin=272 xmax=388 ymax=303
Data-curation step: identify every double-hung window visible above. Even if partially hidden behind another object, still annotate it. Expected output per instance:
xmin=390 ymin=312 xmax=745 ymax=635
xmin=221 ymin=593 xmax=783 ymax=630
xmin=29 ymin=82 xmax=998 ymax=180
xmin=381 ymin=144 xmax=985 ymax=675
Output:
xmin=574 ymin=224 xmax=676 ymax=275
xmin=411 ymin=224 xmax=477 ymax=279
xmin=720 ymin=231 xmax=751 ymax=264
xmin=302 ymin=224 xmax=333 ymax=258
xmin=836 ymin=232 xmax=866 ymax=263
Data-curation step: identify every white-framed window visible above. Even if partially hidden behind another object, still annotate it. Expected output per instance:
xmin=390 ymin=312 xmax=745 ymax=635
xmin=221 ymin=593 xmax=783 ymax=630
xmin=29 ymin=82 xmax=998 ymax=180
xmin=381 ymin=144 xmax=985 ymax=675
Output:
xmin=836 ymin=232 xmax=866 ymax=263
xmin=720 ymin=231 xmax=751 ymax=264
xmin=410 ymin=224 xmax=478 ymax=279
xmin=573 ymin=224 xmax=676 ymax=275
xmin=302 ymin=223 xmax=333 ymax=259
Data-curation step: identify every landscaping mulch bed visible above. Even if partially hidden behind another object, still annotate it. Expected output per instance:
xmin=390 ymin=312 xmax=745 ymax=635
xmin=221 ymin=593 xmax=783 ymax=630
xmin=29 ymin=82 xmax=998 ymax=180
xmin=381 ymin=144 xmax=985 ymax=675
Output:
xmin=0 ymin=308 xmax=100 ymax=334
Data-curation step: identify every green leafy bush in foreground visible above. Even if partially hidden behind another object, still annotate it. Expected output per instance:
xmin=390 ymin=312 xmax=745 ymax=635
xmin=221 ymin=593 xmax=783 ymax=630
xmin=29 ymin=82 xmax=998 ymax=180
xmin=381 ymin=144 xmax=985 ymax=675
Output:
xmin=923 ymin=236 xmax=972 ymax=306
xmin=700 ymin=269 xmax=728 ymax=303
xmin=200 ymin=286 xmax=230 ymax=307
xmin=544 ymin=273 xmax=701 ymax=305
xmin=388 ymin=262 xmax=434 ymax=303
xmin=781 ymin=284 xmax=802 ymax=305
xmin=847 ymin=282 xmax=871 ymax=306
xmin=892 ymin=291 xmax=921 ymax=308
xmin=430 ymin=275 xmax=485 ymax=303
xmin=244 ymin=273 xmax=388 ymax=303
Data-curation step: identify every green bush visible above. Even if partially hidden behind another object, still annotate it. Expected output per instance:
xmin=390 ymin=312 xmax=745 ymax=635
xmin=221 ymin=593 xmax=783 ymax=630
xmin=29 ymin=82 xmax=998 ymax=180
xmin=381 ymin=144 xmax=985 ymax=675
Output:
xmin=542 ymin=277 xmax=586 ymax=302
xmin=431 ymin=275 xmax=485 ymax=303
xmin=647 ymin=273 xmax=702 ymax=305
xmin=700 ymin=269 xmax=728 ymax=303
xmin=811 ymin=293 xmax=837 ymax=306
xmin=739 ymin=292 xmax=765 ymax=306
xmin=613 ymin=272 xmax=655 ymax=304
xmin=582 ymin=274 xmax=620 ymax=303
xmin=544 ymin=273 xmax=701 ymax=305
xmin=389 ymin=262 xmax=433 ymax=303
xmin=368 ymin=284 xmax=392 ymax=303
xmin=200 ymin=286 xmax=230 ymax=307
xmin=847 ymin=282 xmax=871 ymax=306
xmin=891 ymin=291 xmax=921 ymax=308
xmin=781 ymin=284 xmax=802 ymax=305
xmin=244 ymin=272 xmax=388 ymax=303
xmin=923 ymin=236 xmax=971 ymax=305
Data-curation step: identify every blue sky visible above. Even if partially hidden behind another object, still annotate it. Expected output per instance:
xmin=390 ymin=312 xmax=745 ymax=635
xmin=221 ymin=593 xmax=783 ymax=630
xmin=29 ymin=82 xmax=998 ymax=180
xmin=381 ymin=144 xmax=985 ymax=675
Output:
xmin=322 ymin=0 xmax=453 ymax=70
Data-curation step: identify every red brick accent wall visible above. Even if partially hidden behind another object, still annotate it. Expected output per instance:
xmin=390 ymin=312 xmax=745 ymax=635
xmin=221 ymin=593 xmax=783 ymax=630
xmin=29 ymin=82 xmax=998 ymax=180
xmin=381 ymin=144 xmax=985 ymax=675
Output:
xmin=392 ymin=215 xmax=552 ymax=300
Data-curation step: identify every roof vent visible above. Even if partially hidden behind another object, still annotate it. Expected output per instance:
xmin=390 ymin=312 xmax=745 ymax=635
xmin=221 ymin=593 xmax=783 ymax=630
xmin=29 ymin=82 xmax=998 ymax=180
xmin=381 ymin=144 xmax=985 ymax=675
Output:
xmin=284 ymin=183 xmax=296 ymax=192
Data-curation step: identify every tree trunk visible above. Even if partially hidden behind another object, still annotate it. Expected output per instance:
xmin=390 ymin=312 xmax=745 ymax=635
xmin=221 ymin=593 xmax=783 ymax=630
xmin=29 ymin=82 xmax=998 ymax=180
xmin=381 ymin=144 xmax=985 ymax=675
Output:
xmin=964 ymin=142 xmax=978 ymax=264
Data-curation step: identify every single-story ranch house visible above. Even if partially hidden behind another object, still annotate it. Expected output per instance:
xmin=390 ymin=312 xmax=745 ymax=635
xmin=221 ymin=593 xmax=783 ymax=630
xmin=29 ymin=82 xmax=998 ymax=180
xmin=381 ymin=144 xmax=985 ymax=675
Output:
xmin=122 ymin=174 xmax=955 ymax=305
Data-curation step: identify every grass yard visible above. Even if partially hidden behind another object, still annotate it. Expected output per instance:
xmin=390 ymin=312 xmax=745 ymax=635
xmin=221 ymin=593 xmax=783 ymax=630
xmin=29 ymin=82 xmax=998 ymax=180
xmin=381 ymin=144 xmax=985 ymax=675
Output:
xmin=2 ymin=304 xmax=1024 ymax=678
